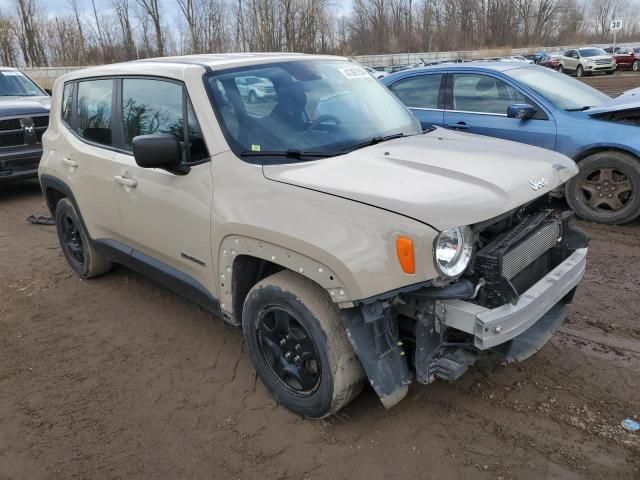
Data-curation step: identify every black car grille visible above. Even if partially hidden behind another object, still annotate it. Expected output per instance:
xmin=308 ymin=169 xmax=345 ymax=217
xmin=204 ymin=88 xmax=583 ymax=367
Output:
xmin=0 ymin=131 xmax=24 ymax=148
xmin=0 ymin=118 xmax=21 ymax=130
xmin=0 ymin=114 xmax=49 ymax=148
xmin=33 ymin=116 xmax=49 ymax=128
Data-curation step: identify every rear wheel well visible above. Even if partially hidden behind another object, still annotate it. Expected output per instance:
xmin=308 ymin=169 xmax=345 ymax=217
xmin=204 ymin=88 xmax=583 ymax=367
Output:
xmin=44 ymin=187 xmax=66 ymax=215
xmin=232 ymin=255 xmax=284 ymax=324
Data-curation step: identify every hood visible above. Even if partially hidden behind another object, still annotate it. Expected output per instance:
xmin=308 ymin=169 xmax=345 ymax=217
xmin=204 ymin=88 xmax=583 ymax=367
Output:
xmin=583 ymin=55 xmax=613 ymax=62
xmin=587 ymin=87 xmax=640 ymax=115
xmin=263 ymin=128 xmax=577 ymax=231
xmin=588 ymin=96 xmax=640 ymax=117
xmin=0 ymin=96 xmax=51 ymax=117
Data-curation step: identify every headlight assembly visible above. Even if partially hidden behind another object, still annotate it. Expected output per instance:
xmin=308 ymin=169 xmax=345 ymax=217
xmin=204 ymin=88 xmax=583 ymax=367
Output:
xmin=434 ymin=226 xmax=473 ymax=278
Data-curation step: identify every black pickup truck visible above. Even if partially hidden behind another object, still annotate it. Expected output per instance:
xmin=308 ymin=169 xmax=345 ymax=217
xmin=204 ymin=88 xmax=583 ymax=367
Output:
xmin=0 ymin=67 xmax=50 ymax=183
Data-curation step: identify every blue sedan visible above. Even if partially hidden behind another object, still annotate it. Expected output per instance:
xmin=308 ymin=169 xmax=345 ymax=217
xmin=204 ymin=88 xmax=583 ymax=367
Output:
xmin=382 ymin=63 xmax=640 ymax=224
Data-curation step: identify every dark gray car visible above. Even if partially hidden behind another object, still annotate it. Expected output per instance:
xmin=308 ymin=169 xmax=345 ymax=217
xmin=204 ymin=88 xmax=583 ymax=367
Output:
xmin=0 ymin=68 xmax=50 ymax=183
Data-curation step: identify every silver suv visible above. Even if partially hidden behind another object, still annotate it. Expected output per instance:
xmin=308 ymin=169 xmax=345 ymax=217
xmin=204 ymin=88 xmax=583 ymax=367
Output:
xmin=559 ymin=47 xmax=616 ymax=77
xmin=39 ymin=54 xmax=589 ymax=418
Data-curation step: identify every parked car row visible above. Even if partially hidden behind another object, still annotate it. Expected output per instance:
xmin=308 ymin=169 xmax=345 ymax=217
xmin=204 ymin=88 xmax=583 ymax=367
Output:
xmin=535 ymin=46 xmax=640 ymax=76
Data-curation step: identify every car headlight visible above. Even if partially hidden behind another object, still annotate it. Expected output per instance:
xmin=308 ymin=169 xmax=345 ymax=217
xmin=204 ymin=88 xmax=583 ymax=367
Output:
xmin=434 ymin=226 xmax=474 ymax=278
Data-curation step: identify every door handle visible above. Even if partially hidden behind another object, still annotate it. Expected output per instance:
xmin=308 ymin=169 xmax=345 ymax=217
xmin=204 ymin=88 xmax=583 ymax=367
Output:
xmin=61 ymin=157 xmax=79 ymax=167
xmin=446 ymin=122 xmax=471 ymax=130
xmin=114 ymin=175 xmax=137 ymax=188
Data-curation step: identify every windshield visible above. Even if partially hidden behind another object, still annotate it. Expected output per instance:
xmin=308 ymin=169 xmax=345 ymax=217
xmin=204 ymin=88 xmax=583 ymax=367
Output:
xmin=579 ymin=48 xmax=607 ymax=57
xmin=509 ymin=67 xmax=610 ymax=110
xmin=0 ymin=70 xmax=45 ymax=96
xmin=205 ymin=60 xmax=421 ymax=162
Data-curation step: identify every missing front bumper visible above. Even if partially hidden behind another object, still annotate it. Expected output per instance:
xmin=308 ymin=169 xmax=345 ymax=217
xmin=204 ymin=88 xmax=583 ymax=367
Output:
xmin=442 ymin=247 xmax=587 ymax=349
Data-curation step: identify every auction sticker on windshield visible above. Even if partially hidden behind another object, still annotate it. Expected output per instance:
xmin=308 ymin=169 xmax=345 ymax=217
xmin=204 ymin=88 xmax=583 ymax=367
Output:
xmin=339 ymin=66 xmax=370 ymax=80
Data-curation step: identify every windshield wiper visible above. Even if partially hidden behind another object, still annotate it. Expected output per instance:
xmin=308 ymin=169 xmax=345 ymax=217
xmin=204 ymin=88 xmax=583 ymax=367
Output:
xmin=239 ymin=149 xmax=334 ymax=159
xmin=337 ymin=133 xmax=407 ymax=154
xmin=565 ymin=106 xmax=594 ymax=112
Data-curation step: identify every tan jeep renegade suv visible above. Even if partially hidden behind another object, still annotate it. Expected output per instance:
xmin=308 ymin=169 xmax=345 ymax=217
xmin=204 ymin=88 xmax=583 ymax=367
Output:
xmin=39 ymin=54 xmax=589 ymax=418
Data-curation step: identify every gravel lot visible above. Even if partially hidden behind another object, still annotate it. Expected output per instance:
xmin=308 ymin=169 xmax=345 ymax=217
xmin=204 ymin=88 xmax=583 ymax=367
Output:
xmin=1 ymin=75 xmax=640 ymax=480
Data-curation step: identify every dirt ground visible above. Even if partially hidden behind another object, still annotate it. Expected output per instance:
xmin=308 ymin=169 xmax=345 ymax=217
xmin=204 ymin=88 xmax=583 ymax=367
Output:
xmin=580 ymin=71 xmax=640 ymax=97
xmin=1 ymin=180 xmax=639 ymax=480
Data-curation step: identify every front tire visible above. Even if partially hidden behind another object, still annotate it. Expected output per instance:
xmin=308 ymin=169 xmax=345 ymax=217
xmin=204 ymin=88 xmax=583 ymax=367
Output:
xmin=243 ymin=271 xmax=365 ymax=418
xmin=576 ymin=65 xmax=584 ymax=77
xmin=633 ymin=60 xmax=639 ymax=73
xmin=566 ymin=152 xmax=640 ymax=224
xmin=55 ymin=198 xmax=112 ymax=278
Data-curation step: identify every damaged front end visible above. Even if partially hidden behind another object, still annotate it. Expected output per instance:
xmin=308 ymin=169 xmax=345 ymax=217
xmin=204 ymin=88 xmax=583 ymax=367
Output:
xmin=343 ymin=196 xmax=590 ymax=409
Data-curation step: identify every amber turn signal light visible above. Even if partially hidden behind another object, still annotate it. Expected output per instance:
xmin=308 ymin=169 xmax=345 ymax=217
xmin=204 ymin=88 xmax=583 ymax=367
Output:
xmin=396 ymin=237 xmax=415 ymax=274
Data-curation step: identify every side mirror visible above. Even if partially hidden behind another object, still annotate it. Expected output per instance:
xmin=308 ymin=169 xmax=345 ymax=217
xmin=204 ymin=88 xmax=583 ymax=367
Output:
xmin=507 ymin=103 xmax=538 ymax=120
xmin=44 ymin=88 xmax=52 ymax=96
xmin=132 ymin=133 xmax=188 ymax=174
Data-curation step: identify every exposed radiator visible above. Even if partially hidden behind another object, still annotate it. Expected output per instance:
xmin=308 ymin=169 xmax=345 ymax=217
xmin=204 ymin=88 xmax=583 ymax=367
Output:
xmin=502 ymin=222 xmax=560 ymax=280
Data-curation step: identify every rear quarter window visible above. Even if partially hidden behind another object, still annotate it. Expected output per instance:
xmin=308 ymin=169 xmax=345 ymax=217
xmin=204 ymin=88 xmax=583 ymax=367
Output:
xmin=61 ymin=83 xmax=73 ymax=126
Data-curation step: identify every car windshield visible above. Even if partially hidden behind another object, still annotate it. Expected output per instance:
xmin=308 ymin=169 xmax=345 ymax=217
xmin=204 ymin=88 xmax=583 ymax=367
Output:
xmin=509 ymin=67 xmax=610 ymax=110
xmin=0 ymin=70 xmax=44 ymax=96
xmin=579 ymin=48 xmax=607 ymax=57
xmin=205 ymin=60 xmax=421 ymax=162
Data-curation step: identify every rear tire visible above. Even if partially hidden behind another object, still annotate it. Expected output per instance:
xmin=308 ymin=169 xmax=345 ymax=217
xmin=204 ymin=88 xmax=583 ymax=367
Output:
xmin=242 ymin=270 xmax=365 ymax=418
xmin=558 ymin=64 xmax=564 ymax=73
xmin=54 ymin=198 xmax=113 ymax=278
xmin=566 ymin=152 xmax=640 ymax=224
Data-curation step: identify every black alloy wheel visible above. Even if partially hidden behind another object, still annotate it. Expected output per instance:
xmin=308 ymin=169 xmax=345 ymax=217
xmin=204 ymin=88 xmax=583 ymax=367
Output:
xmin=59 ymin=210 xmax=85 ymax=266
xmin=256 ymin=306 xmax=322 ymax=393
xmin=54 ymin=198 xmax=112 ymax=278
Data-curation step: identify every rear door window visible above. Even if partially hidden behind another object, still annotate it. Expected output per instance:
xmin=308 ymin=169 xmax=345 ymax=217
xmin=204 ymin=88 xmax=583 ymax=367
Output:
xmin=77 ymin=79 xmax=114 ymax=146
xmin=388 ymin=74 xmax=443 ymax=109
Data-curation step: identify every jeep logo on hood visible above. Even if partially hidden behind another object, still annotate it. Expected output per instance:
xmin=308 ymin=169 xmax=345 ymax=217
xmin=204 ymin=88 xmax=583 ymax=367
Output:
xmin=529 ymin=177 xmax=550 ymax=190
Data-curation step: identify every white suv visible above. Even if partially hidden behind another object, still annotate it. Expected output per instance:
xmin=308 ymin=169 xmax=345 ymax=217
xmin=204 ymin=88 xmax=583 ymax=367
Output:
xmin=39 ymin=54 xmax=588 ymax=417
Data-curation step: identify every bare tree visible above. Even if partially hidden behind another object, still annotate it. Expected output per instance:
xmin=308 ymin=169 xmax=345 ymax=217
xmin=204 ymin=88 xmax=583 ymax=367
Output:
xmin=590 ymin=0 xmax=628 ymax=38
xmin=136 ymin=0 xmax=164 ymax=56
xmin=0 ymin=15 xmax=19 ymax=66
xmin=14 ymin=0 xmax=47 ymax=66
xmin=113 ymin=0 xmax=137 ymax=59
